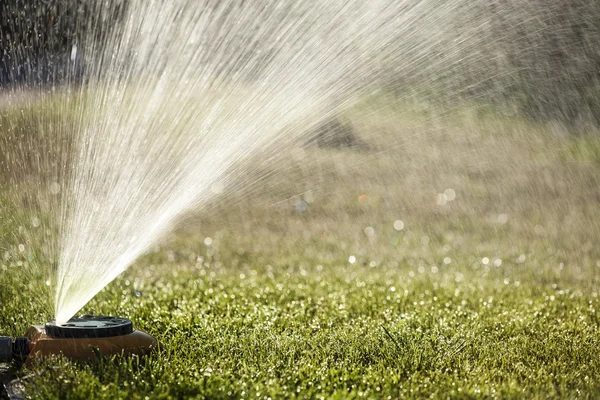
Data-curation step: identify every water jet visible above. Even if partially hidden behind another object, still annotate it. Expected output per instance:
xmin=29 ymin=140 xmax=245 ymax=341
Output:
xmin=0 ymin=315 xmax=157 ymax=366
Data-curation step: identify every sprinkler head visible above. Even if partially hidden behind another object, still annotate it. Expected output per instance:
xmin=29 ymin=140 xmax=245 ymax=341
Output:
xmin=45 ymin=315 xmax=134 ymax=338
xmin=1 ymin=315 xmax=158 ymax=366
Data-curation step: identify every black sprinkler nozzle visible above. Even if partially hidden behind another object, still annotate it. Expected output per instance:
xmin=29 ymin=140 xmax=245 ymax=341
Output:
xmin=45 ymin=315 xmax=133 ymax=339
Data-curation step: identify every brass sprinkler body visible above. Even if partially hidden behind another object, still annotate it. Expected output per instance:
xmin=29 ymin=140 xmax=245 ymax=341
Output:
xmin=0 ymin=315 xmax=158 ymax=366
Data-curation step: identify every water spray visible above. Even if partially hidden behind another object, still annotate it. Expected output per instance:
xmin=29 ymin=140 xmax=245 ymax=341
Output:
xmin=0 ymin=315 xmax=157 ymax=366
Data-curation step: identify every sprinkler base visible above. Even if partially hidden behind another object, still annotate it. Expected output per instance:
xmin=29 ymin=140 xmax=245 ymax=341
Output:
xmin=22 ymin=315 xmax=158 ymax=365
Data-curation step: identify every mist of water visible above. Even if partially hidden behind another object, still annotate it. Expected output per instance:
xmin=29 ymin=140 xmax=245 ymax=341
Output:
xmin=0 ymin=0 xmax=458 ymax=324
xmin=1 ymin=0 xmax=596 ymax=324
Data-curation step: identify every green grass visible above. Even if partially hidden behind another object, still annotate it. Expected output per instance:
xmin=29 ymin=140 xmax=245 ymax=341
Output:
xmin=1 ymin=96 xmax=600 ymax=398
xmin=2 ymin=231 xmax=599 ymax=399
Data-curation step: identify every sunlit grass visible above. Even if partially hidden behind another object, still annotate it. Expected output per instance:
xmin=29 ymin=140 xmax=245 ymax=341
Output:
xmin=3 ymin=228 xmax=599 ymax=398
xmin=1 ymin=98 xmax=600 ymax=398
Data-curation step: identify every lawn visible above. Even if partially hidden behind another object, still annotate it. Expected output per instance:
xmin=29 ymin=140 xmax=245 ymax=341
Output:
xmin=1 ymin=96 xmax=600 ymax=398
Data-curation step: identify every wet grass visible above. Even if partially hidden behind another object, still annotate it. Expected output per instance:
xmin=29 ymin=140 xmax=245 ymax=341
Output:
xmin=2 ymin=229 xmax=600 ymax=399
xmin=1 ymin=98 xmax=600 ymax=398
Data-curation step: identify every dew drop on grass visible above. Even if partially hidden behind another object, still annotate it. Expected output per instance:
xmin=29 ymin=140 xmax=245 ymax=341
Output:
xmin=348 ymin=255 xmax=356 ymax=264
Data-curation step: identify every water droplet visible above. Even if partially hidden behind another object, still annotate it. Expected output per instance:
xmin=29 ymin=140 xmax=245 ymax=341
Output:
xmin=348 ymin=255 xmax=356 ymax=264
xmin=393 ymin=220 xmax=404 ymax=231
xmin=443 ymin=188 xmax=456 ymax=201
xmin=436 ymin=193 xmax=447 ymax=206
xmin=497 ymin=213 xmax=509 ymax=224
xmin=18 ymin=244 xmax=25 ymax=252
xmin=31 ymin=217 xmax=41 ymax=228
xmin=135 ymin=291 xmax=141 ymax=297
xmin=70 ymin=44 xmax=77 ymax=62
xmin=45 ymin=280 xmax=51 ymax=286
xmin=482 ymin=257 xmax=490 ymax=265
xmin=204 ymin=237 xmax=213 ymax=246
xmin=49 ymin=182 xmax=61 ymax=194
xmin=296 ymin=200 xmax=308 ymax=213
xmin=363 ymin=226 xmax=375 ymax=237
xmin=443 ymin=257 xmax=451 ymax=265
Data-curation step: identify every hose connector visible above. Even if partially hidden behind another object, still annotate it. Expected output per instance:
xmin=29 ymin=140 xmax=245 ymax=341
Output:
xmin=0 ymin=337 xmax=30 ymax=363
xmin=0 ymin=337 xmax=11 ymax=362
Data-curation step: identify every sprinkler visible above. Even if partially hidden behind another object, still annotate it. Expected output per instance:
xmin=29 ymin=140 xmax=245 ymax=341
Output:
xmin=0 ymin=315 xmax=158 ymax=366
